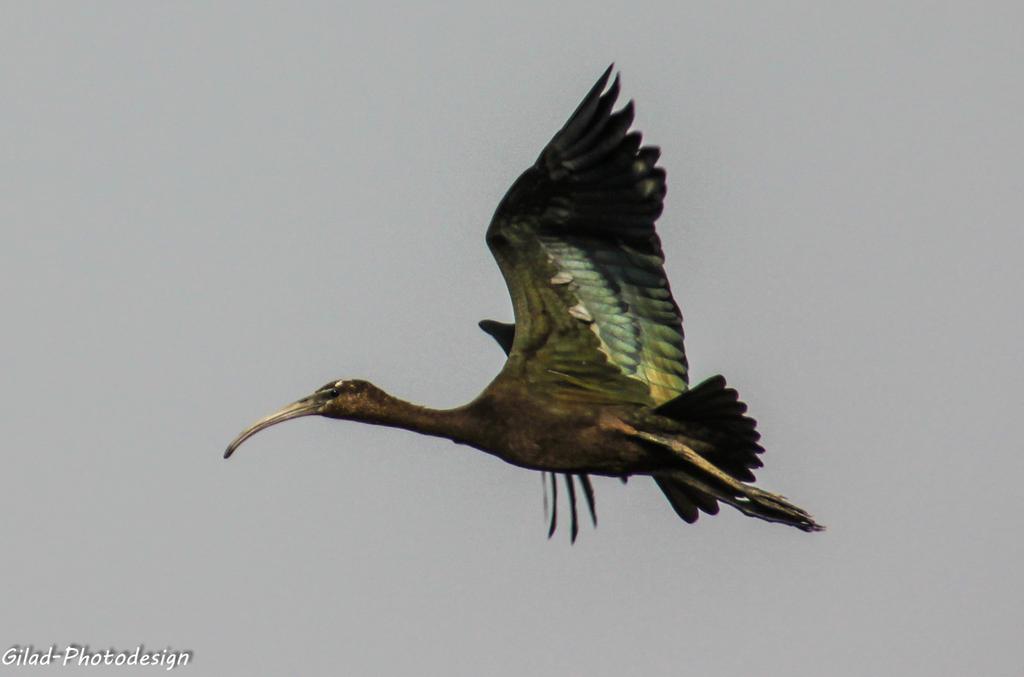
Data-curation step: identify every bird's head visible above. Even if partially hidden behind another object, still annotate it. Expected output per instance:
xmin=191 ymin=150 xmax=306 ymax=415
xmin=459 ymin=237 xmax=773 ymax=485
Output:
xmin=224 ymin=379 xmax=385 ymax=458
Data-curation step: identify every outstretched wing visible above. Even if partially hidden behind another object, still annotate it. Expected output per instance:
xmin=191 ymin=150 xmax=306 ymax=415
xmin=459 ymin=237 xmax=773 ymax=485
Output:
xmin=487 ymin=67 xmax=688 ymax=406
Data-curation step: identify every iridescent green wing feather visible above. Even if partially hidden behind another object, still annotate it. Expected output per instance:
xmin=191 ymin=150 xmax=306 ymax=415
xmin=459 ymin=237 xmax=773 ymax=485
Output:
xmin=486 ymin=67 xmax=688 ymax=405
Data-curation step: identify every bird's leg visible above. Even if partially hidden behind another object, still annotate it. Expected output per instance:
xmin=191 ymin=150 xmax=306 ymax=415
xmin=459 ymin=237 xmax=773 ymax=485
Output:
xmin=627 ymin=428 xmax=823 ymax=531
xmin=631 ymin=429 xmax=750 ymax=494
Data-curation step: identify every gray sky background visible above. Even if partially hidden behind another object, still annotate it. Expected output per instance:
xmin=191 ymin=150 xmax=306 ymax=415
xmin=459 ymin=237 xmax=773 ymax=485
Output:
xmin=3 ymin=3 xmax=1022 ymax=676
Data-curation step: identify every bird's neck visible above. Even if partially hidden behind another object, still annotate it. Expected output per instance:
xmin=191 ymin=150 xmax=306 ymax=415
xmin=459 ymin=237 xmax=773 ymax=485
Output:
xmin=344 ymin=389 xmax=478 ymax=445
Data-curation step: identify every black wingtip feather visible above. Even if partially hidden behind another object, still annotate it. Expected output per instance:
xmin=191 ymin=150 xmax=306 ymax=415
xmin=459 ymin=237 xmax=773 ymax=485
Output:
xmin=565 ymin=105 xmax=636 ymax=173
xmin=496 ymin=67 xmax=667 ymax=254
xmin=562 ymin=78 xmax=621 ymax=161
xmin=555 ymin=66 xmax=616 ymax=153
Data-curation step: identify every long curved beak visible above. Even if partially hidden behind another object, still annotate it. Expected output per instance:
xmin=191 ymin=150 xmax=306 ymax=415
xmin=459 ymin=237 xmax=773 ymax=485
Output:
xmin=224 ymin=396 xmax=322 ymax=459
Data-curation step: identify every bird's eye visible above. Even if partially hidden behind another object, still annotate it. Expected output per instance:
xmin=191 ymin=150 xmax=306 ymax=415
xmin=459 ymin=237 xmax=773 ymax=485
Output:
xmin=318 ymin=381 xmax=342 ymax=397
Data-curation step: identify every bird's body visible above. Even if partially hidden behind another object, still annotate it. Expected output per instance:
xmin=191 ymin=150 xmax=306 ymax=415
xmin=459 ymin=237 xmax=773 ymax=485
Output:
xmin=226 ymin=67 xmax=822 ymax=538
xmin=326 ymin=381 xmax=649 ymax=475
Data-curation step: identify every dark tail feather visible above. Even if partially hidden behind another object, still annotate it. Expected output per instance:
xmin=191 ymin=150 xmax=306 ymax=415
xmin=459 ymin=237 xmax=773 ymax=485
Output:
xmin=655 ymin=375 xmax=764 ymax=481
xmin=540 ymin=472 xmax=598 ymax=542
xmin=547 ymin=472 xmax=558 ymax=538
xmin=655 ymin=476 xmax=698 ymax=523
xmin=655 ymin=477 xmax=720 ymax=524
xmin=564 ymin=475 xmax=579 ymax=543
xmin=542 ymin=472 xmax=550 ymax=526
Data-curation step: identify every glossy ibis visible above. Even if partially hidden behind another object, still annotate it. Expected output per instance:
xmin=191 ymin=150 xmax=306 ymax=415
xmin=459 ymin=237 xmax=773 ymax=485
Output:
xmin=225 ymin=67 xmax=823 ymax=539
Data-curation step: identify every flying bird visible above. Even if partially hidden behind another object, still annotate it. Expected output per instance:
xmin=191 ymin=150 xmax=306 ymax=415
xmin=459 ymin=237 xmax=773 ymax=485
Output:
xmin=225 ymin=67 xmax=822 ymax=540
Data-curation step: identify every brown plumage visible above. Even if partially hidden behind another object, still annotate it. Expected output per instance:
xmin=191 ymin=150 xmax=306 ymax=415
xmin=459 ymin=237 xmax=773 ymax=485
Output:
xmin=225 ymin=67 xmax=823 ymax=540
